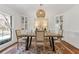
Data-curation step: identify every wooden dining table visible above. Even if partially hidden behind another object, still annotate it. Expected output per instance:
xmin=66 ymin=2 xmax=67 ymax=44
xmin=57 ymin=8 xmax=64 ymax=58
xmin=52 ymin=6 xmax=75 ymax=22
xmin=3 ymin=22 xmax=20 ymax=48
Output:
xmin=17 ymin=33 xmax=63 ymax=52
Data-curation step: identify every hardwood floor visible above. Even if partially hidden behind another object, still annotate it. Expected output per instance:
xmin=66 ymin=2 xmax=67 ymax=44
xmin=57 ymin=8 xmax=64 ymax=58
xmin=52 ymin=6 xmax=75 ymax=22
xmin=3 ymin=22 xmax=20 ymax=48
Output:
xmin=55 ymin=40 xmax=79 ymax=54
xmin=61 ymin=40 xmax=79 ymax=54
xmin=0 ymin=40 xmax=79 ymax=54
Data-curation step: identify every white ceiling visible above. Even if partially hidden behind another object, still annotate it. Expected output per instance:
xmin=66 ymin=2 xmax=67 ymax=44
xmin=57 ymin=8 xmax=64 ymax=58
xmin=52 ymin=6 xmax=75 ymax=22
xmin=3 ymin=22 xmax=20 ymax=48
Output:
xmin=3 ymin=4 xmax=75 ymax=16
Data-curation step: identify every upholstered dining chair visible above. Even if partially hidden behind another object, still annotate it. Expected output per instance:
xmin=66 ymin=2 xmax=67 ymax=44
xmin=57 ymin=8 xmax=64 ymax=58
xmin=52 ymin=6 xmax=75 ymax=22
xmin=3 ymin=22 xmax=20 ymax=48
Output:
xmin=15 ymin=30 xmax=21 ymax=42
xmin=35 ymin=30 xmax=46 ymax=53
xmin=15 ymin=29 xmax=27 ymax=51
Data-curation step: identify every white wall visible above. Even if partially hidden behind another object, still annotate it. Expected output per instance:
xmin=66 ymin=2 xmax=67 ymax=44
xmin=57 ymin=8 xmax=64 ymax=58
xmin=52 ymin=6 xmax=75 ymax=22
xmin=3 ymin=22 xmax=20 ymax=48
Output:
xmin=62 ymin=5 xmax=79 ymax=48
xmin=0 ymin=5 xmax=21 ymax=51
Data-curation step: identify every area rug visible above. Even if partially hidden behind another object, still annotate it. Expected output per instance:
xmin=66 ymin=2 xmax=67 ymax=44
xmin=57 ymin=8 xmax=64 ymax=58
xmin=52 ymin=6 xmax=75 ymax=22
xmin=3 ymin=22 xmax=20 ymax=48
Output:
xmin=2 ymin=42 xmax=62 ymax=54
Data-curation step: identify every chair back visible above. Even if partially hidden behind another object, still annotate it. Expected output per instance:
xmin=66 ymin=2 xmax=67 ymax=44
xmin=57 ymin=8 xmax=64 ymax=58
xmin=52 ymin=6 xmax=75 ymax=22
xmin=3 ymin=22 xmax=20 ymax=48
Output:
xmin=36 ymin=30 xmax=45 ymax=42
xmin=15 ymin=29 xmax=22 ymax=42
xmin=15 ymin=30 xmax=21 ymax=36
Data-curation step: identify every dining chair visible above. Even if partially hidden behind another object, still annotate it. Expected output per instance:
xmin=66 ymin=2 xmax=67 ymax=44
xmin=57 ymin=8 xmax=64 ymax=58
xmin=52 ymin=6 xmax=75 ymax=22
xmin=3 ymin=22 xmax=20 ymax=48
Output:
xmin=35 ymin=30 xmax=46 ymax=53
xmin=15 ymin=29 xmax=26 ymax=51
xmin=15 ymin=30 xmax=21 ymax=42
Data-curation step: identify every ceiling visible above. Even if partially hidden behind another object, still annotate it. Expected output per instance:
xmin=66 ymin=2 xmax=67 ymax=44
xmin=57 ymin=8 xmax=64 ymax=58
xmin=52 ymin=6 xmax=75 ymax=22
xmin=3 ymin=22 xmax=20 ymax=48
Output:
xmin=3 ymin=4 xmax=75 ymax=16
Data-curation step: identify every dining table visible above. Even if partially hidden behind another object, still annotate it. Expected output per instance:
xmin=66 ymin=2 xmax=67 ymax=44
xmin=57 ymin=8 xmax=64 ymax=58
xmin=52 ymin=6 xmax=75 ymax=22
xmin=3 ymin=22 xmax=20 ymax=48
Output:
xmin=17 ymin=32 xmax=63 ymax=52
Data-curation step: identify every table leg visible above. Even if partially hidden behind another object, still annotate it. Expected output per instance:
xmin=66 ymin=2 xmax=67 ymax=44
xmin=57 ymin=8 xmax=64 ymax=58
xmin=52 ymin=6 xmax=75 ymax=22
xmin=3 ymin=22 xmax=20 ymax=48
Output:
xmin=26 ymin=36 xmax=29 ymax=50
xmin=51 ymin=37 xmax=55 ymax=51
xmin=29 ymin=36 xmax=32 ymax=48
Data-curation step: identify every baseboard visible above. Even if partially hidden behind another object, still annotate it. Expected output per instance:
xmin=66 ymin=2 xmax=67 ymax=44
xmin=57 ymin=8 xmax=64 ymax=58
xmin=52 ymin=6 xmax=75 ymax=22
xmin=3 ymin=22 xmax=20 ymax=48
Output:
xmin=62 ymin=40 xmax=79 ymax=49
xmin=61 ymin=40 xmax=79 ymax=54
xmin=0 ymin=42 xmax=17 ymax=53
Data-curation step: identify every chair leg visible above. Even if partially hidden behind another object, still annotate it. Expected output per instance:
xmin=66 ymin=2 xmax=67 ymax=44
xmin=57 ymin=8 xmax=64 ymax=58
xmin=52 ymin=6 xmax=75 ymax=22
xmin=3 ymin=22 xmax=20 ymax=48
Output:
xmin=17 ymin=42 xmax=19 ymax=50
xmin=49 ymin=37 xmax=52 ymax=47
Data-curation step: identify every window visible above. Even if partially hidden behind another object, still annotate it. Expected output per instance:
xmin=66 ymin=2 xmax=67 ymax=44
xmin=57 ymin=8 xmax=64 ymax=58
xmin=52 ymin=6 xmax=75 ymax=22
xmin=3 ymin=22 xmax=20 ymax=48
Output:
xmin=21 ymin=16 xmax=27 ymax=30
xmin=0 ymin=14 xmax=12 ymax=45
xmin=55 ymin=16 xmax=63 ymax=35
